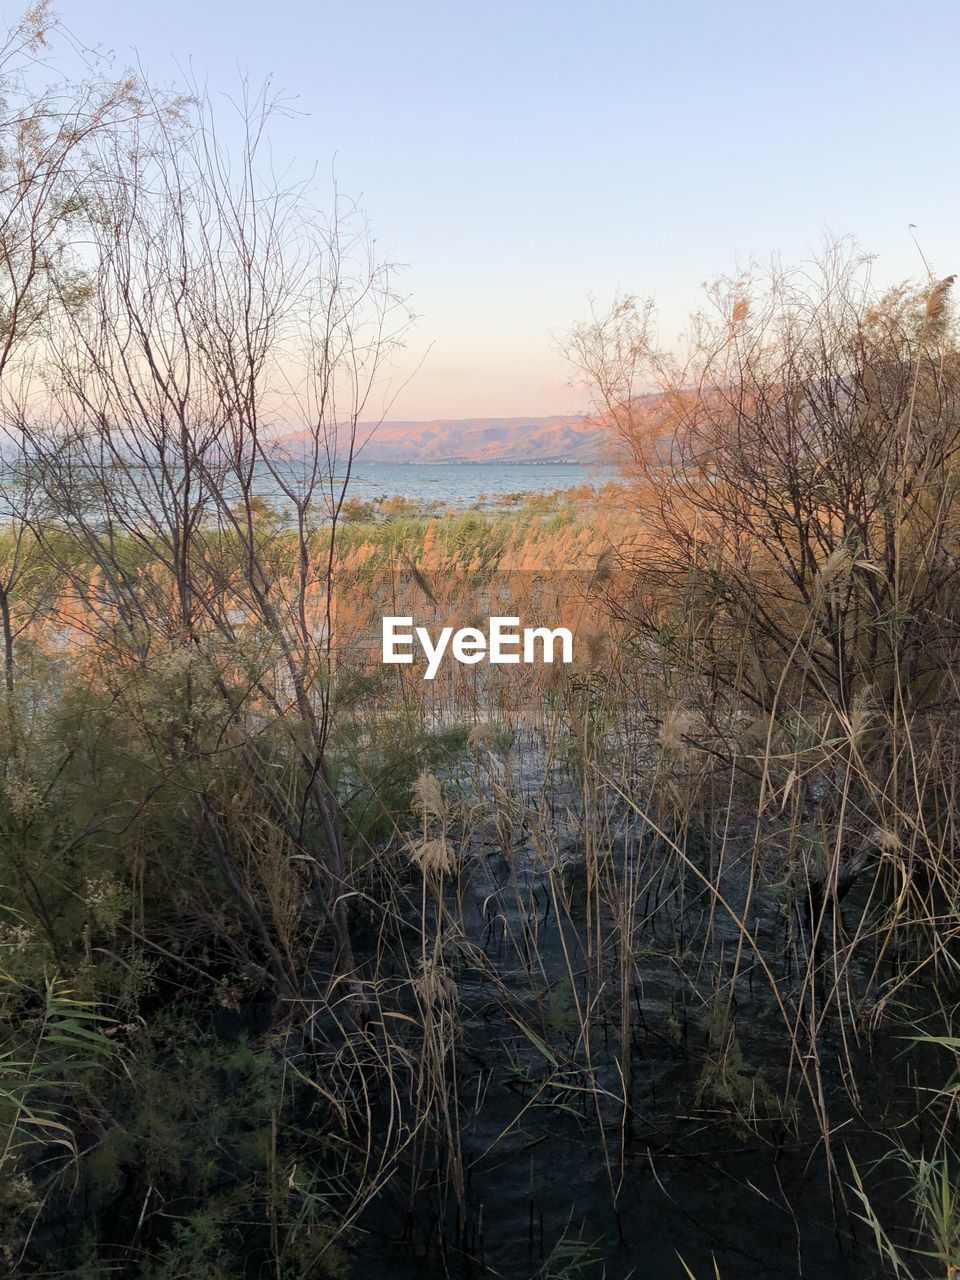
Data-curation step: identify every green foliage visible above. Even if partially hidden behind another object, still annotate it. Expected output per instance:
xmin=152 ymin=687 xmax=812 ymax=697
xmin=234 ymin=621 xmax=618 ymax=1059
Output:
xmin=2 ymin=1004 xmax=351 ymax=1278
xmin=693 ymin=994 xmax=781 ymax=1136
xmin=0 ymin=976 xmax=119 ymax=1167
xmin=334 ymin=709 xmax=474 ymax=847
xmin=545 ymin=975 xmax=577 ymax=1037
xmin=535 ymin=1220 xmax=605 ymax=1279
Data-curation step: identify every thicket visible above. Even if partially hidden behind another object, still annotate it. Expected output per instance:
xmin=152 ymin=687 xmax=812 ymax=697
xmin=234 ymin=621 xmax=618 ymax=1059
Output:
xmin=4 ymin=6 xmax=960 ymax=1277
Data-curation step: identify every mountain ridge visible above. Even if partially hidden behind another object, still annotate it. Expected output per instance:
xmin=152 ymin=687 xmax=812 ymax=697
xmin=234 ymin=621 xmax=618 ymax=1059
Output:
xmin=276 ymin=416 xmax=614 ymax=464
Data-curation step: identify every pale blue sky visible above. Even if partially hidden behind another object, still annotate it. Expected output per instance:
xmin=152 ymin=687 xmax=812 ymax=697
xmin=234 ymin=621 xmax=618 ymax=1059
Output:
xmin=59 ymin=0 xmax=960 ymax=417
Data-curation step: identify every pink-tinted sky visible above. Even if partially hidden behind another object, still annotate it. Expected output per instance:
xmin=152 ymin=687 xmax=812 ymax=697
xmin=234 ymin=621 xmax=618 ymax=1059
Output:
xmin=61 ymin=0 xmax=960 ymax=419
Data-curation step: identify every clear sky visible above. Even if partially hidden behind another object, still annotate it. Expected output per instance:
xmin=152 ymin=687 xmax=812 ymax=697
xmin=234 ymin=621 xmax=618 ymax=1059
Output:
xmin=60 ymin=0 xmax=960 ymax=418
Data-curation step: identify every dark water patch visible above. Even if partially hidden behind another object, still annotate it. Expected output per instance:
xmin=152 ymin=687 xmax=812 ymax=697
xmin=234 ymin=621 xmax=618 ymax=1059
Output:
xmin=342 ymin=732 xmax=930 ymax=1279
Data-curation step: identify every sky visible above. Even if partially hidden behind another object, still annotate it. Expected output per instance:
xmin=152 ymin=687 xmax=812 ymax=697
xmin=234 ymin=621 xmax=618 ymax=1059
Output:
xmin=51 ymin=0 xmax=960 ymax=419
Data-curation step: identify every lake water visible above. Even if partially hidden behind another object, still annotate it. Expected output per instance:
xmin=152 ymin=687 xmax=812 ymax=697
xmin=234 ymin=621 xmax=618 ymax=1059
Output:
xmin=0 ymin=459 xmax=622 ymax=524
xmin=342 ymin=460 xmax=621 ymax=508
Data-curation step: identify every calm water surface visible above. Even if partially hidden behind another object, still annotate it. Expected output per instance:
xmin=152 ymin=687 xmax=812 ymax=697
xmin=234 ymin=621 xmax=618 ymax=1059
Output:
xmin=341 ymin=461 xmax=621 ymax=508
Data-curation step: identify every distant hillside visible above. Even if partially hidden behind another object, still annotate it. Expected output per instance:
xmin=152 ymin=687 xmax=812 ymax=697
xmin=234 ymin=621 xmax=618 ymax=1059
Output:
xmin=276 ymin=416 xmax=616 ymax=463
